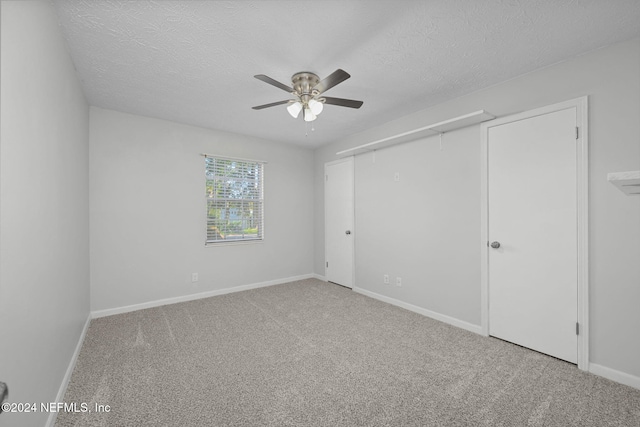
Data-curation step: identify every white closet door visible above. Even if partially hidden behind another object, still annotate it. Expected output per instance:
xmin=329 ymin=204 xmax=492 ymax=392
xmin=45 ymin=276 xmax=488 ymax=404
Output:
xmin=325 ymin=158 xmax=354 ymax=288
xmin=488 ymin=107 xmax=578 ymax=364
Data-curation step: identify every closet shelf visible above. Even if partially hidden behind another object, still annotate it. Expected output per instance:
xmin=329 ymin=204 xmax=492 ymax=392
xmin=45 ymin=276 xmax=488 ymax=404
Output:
xmin=336 ymin=110 xmax=495 ymax=157
xmin=608 ymin=171 xmax=640 ymax=196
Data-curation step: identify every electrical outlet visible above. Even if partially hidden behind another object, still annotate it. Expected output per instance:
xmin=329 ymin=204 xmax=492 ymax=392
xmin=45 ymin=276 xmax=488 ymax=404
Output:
xmin=191 ymin=273 xmax=199 ymax=283
xmin=383 ymin=274 xmax=390 ymax=284
xmin=396 ymin=277 xmax=402 ymax=287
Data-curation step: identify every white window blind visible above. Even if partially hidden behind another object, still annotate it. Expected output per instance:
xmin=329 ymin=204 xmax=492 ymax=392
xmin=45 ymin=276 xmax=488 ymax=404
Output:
xmin=205 ymin=156 xmax=264 ymax=244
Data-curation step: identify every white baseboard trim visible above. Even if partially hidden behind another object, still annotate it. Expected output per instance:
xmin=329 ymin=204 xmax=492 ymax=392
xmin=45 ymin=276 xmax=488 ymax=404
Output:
xmin=311 ymin=273 xmax=326 ymax=281
xmin=353 ymin=287 xmax=483 ymax=335
xmin=589 ymin=363 xmax=640 ymax=390
xmin=46 ymin=314 xmax=92 ymax=427
xmin=91 ymin=273 xmax=317 ymax=319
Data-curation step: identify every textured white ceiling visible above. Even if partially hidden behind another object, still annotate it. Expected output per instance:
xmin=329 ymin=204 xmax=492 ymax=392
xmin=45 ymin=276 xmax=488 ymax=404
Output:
xmin=52 ymin=0 xmax=640 ymax=148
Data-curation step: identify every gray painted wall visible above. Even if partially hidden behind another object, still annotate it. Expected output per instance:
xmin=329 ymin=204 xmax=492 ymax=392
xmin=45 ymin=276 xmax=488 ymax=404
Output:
xmin=89 ymin=108 xmax=315 ymax=312
xmin=314 ymin=37 xmax=640 ymax=379
xmin=0 ymin=2 xmax=90 ymax=426
xmin=354 ymin=127 xmax=481 ymax=326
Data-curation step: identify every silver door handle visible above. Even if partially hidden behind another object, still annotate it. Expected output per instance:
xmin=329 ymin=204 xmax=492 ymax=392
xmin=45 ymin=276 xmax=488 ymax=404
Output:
xmin=345 ymin=230 xmax=351 ymax=235
xmin=490 ymin=241 xmax=500 ymax=249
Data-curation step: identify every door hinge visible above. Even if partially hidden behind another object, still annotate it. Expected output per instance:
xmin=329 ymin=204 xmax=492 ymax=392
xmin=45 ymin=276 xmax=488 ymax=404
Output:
xmin=325 ymin=174 xmax=328 ymax=181
xmin=576 ymin=322 xmax=579 ymax=335
xmin=326 ymin=261 xmax=328 ymax=268
xmin=575 ymin=127 xmax=579 ymax=139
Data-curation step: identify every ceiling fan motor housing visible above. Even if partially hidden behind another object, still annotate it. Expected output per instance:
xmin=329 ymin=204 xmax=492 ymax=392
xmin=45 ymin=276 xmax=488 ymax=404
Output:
xmin=292 ymin=72 xmax=320 ymax=102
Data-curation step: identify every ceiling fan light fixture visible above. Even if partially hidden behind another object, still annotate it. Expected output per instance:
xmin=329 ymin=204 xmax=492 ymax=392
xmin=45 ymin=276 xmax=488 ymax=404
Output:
xmin=308 ymin=98 xmax=324 ymax=116
xmin=303 ymin=108 xmax=316 ymax=122
xmin=287 ymin=101 xmax=302 ymax=118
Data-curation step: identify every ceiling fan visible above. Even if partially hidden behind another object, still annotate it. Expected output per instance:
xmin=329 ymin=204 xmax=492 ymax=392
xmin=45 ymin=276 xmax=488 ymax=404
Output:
xmin=252 ymin=69 xmax=363 ymax=122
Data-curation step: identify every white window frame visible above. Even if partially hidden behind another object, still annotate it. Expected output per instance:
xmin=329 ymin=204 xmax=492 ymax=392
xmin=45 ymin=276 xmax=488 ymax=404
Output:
xmin=203 ymin=154 xmax=265 ymax=246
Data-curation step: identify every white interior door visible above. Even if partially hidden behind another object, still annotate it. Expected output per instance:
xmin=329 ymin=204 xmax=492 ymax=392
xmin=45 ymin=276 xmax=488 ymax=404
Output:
xmin=325 ymin=158 xmax=354 ymax=288
xmin=487 ymin=107 xmax=578 ymax=363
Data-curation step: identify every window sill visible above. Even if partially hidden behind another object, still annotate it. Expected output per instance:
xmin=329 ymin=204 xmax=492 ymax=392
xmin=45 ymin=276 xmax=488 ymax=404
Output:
xmin=205 ymin=239 xmax=264 ymax=247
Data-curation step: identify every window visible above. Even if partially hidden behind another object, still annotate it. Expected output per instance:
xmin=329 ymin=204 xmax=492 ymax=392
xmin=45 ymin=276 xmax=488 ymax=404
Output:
xmin=205 ymin=155 xmax=264 ymax=244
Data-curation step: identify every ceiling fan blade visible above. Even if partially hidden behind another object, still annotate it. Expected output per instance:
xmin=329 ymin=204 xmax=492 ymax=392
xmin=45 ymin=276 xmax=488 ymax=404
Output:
xmin=251 ymin=100 xmax=292 ymax=110
xmin=254 ymin=74 xmax=294 ymax=93
xmin=313 ymin=69 xmax=351 ymax=94
xmin=322 ymin=96 xmax=363 ymax=109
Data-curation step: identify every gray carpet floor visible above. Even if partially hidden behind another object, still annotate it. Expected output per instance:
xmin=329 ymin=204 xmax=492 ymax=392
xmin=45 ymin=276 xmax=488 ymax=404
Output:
xmin=56 ymin=279 xmax=640 ymax=426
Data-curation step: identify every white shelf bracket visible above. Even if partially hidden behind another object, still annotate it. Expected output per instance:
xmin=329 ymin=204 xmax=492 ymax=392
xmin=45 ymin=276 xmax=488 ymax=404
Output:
xmin=608 ymin=171 xmax=640 ymax=196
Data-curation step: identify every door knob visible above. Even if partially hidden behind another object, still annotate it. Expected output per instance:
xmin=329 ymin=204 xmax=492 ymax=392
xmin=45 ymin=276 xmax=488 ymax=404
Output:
xmin=490 ymin=241 xmax=500 ymax=249
xmin=345 ymin=230 xmax=351 ymax=235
